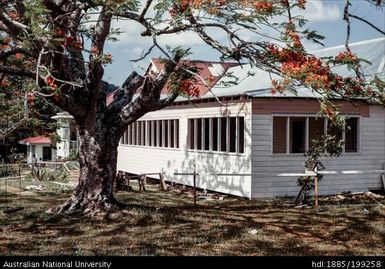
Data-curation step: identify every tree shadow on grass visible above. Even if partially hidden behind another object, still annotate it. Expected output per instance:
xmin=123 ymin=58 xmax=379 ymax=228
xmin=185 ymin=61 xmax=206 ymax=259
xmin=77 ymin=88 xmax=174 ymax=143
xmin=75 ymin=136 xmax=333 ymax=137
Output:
xmin=1 ymin=188 xmax=384 ymax=256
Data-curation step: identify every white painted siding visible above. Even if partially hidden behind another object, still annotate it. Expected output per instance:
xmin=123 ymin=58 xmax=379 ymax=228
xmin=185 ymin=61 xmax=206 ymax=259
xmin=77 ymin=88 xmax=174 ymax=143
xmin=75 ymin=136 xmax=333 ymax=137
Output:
xmin=27 ymin=144 xmax=56 ymax=163
xmin=117 ymin=101 xmax=253 ymax=198
xmin=251 ymin=105 xmax=385 ymax=198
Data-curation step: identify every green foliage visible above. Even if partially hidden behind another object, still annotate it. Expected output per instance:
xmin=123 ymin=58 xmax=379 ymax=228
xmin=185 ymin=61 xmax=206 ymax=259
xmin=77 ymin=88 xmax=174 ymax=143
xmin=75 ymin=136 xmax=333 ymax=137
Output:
xmin=30 ymin=164 xmax=69 ymax=182
xmin=24 ymin=0 xmax=51 ymax=37
xmin=302 ymin=29 xmax=325 ymax=46
xmin=0 ymin=165 xmax=18 ymax=178
xmin=297 ymin=132 xmax=344 ymax=204
xmin=304 ymin=133 xmax=344 ymax=172
xmin=68 ymin=150 xmax=79 ymax=161
xmin=0 ymin=75 xmax=60 ymax=142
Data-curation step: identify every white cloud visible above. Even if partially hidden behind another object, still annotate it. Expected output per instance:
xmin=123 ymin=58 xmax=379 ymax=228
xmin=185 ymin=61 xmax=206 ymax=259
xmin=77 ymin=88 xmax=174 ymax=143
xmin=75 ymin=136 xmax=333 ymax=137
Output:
xmin=296 ymin=1 xmax=341 ymax=22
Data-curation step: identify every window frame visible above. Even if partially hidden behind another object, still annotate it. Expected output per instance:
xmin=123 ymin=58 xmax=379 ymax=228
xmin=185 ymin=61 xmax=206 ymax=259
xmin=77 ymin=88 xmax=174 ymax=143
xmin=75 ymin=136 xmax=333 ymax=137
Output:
xmin=187 ymin=116 xmax=246 ymax=155
xmin=119 ymin=118 xmax=180 ymax=149
xmin=271 ymin=114 xmax=361 ymax=155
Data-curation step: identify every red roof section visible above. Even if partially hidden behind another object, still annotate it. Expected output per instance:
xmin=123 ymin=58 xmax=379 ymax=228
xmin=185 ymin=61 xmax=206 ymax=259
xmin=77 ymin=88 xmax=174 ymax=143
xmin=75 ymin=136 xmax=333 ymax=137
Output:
xmin=106 ymin=92 xmax=115 ymax=106
xmin=106 ymin=59 xmax=238 ymax=106
xmin=149 ymin=58 xmax=238 ymax=95
xmin=19 ymin=136 xmax=51 ymax=145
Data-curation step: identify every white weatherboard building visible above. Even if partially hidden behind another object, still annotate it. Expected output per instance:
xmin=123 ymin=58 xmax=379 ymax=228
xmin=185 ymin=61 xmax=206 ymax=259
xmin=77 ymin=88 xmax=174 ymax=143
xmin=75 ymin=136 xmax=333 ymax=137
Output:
xmin=116 ymin=38 xmax=385 ymax=199
xmin=19 ymin=136 xmax=56 ymax=163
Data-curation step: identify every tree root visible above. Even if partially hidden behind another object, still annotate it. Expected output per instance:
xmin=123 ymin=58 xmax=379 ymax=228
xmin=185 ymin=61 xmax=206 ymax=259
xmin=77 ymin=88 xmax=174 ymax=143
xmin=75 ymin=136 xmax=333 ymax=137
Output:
xmin=49 ymin=194 xmax=124 ymax=215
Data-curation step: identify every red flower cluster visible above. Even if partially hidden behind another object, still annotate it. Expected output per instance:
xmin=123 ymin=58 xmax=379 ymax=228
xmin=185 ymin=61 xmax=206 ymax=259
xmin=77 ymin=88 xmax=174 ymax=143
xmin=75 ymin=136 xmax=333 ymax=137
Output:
xmin=1 ymin=37 xmax=11 ymax=49
xmin=267 ymin=44 xmax=372 ymax=98
xmin=7 ymin=11 xmax=18 ymax=20
xmin=271 ymin=78 xmax=290 ymax=94
xmin=54 ymin=28 xmax=83 ymax=51
xmin=27 ymin=93 xmax=35 ymax=104
xmin=55 ymin=28 xmax=66 ymax=37
xmin=90 ymin=46 xmax=100 ymax=55
xmin=284 ymin=22 xmax=302 ymax=48
xmin=180 ymin=79 xmax=200 ymax=98
xmin=0 ymin=79 xmax=10 ymax=87
xmin=180 ymin=0 xmax=190 ymax=11
xmin=170 ymin=0 xmax=190 ymax=17
xmin=297 ymin=0 xmax=306 ymax=9
xmin=335 ymin=50 xmax=358 ymax=64
xmin=45 ymin=75 xmax=58 ymax=90
xmin=15 ymin=53 xmax=23 ymax=60
xmin=102 ymin=53 xmax=113 ymax=64
xmin=253 ymin=1 xmax=273 ymax=13
xmin=64 ymin=36 xmax=83 ymax=51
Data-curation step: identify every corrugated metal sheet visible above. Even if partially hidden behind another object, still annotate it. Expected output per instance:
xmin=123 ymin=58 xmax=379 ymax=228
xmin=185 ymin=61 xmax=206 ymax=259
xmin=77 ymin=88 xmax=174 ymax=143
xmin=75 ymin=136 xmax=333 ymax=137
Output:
xmin=112 ymin=38 xmax=384 ymax=103
xmin=204 ymin=37 xmax=385 ymax=100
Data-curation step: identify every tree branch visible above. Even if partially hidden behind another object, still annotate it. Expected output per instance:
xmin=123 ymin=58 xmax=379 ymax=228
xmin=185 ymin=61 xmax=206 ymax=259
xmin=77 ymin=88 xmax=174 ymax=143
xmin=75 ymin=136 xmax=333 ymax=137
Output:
xmin=0 ymin=47 xmax=32 ymax=61
xmin=84 ymin=7 xmax=113 ymax=121
xmin=0 ymin=12 xmax=29 ymax=35
xmin=116 ymin=45 xmax=186 ymax=129
xmin=108 ymin=72 xmax=145 ymax=114
xmin=349 ymin=13 xmax=385 ymax=35
xmin=139 ymin=0 xmax=153 ymax=20
xmin=0 ymin=65 xmax=37 ymax=80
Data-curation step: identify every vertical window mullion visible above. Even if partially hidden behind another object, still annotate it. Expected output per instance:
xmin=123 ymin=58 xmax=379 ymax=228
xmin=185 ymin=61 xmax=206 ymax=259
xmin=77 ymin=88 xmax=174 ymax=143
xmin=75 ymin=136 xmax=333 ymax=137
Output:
xmin=130 ymin=123 xmax=133 ymax=145
xmin=141 ymin=121 xmax=144 ymax=146
xmin=155 ymin=120 xmax=161 ymax=147
xmin=137 ymin=122 xmax=140 ymax=145
xmin=174 ymin=120 xmax=178 ymax=148
xmin=188 ymin=119 xmax=192 ymax=149
xmin=143 ymin=121 xmax=146 ymax=146
xmin=139 ymin=122 xmax=141 ymax=145
xmin=168 ymin=120 xmax=172 ymax=148
xmin=202 ymin=118 xmax=205 ymax=150
xmin=162 ymin=120 xmax=167 ymax=147
xmin=150 ymin=121 xmax=153 ymax=146
xmin=128 ymin=126 xmax=130 ymax=144
xmin=132 ymin=122 xmax=135 ymax=145
xmin=286 ymin=117 xmax=290 ymax=154
xmin=135 ymin=122 xmax=138 ymax=145
xmin=145 ymin=120 xmax=151 ymax=146
xmin=209 ymin=118 xmax=213 ymax=151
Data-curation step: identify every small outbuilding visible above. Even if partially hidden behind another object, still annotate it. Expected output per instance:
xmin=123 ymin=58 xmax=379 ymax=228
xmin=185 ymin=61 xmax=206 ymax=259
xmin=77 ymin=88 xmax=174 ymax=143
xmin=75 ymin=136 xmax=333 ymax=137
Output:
xmin=19 ymin=136 xmax=56 ymax=163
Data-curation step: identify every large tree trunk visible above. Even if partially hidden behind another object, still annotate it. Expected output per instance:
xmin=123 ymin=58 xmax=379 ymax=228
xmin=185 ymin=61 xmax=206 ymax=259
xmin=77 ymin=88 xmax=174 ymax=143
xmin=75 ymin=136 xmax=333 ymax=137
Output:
xmin=57 ymin=126 xmax=121 ymax=214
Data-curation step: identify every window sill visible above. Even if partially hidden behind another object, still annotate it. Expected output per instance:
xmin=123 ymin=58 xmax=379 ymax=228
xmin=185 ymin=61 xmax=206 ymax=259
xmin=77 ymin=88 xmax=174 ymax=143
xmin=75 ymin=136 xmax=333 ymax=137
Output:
xmin=187 ymin=149 xmax=246 ymax=157
xmin=340 ymin=151 xmax=362 ymax=156
xmin=271 ymin=152 xmax=362 ymax=157
xmin=271 ymin=153 xmax=306 ymax=157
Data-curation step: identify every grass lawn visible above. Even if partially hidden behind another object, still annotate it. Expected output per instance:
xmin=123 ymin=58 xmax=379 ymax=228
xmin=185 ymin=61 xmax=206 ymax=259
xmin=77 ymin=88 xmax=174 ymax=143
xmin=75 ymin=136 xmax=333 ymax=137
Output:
xmin=0 ymin=178 xmax=384 ymax=256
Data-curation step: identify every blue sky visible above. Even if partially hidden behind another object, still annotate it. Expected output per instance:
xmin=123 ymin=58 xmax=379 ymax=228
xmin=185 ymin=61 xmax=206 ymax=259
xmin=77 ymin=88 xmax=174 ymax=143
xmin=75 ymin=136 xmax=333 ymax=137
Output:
xmin=102 ymin=0 xmax=385 ymax=85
